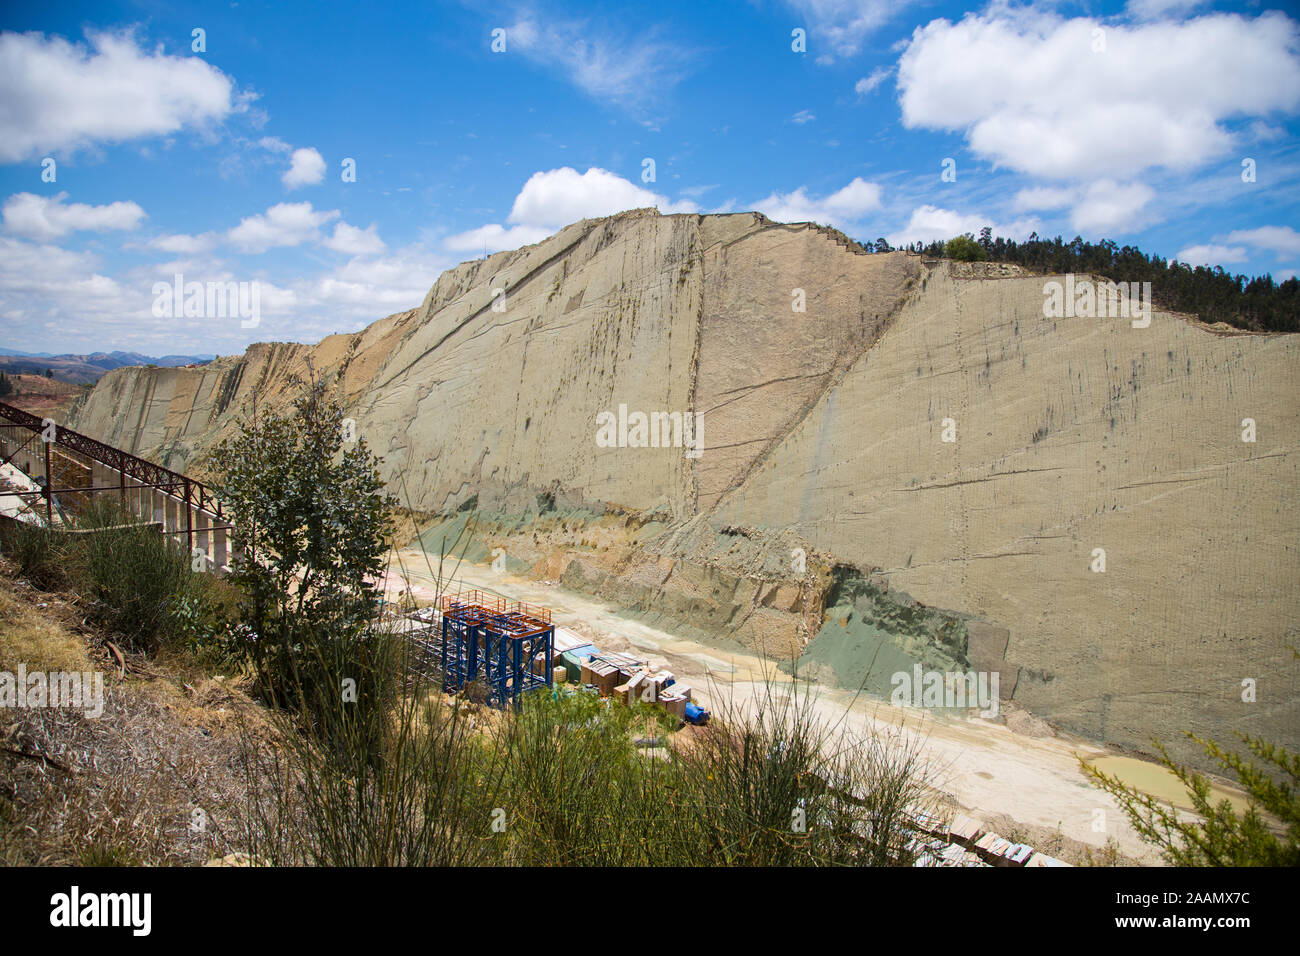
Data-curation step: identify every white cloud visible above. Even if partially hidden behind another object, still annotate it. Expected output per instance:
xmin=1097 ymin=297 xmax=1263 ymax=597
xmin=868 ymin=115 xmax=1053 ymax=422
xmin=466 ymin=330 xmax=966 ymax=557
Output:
xmin=1174 ymin=243 xmax=1247 ymax=267
xmin=282 ymin=147 xmax=326 ymax=189
xmin=1011 ymin=185 xmax=1077 ymax=213
xmin=854 ymin=67 xmax=891 ymax=97
xmin=792 ymin=109 xmax=816 ymax=124
xmin=258 ymin=136 xmax=291 ymax=154
xmin=0 ymin=236 xmax=143 ymax=347
xmin=506 ymin=17 xmax=690 ymax=112
xmin=783 ymin=1 xmax=914 ymax=58
xmin=0 ymin=28 xmax=242 ymax=162
xmin=147 ymin=232 xmax=216 ymax=254
xmin=2 ymin=191 xmax=145 ymax=241
xmin=445 ymin=167 xmax=697 ymax=255
xmin=227 ymin=201 xmax=339 ymax=253
xmin=1248 ymin=121 xmax=1285 ymax=143
xmin=897 ymin=12 xmax=1300 ymax=181
xmin=753 ymin=177 xmax=882 ymax=229
xmin=443 ymin=223 xmax=551 ymax=254
xmin=321 ymin=221 xmax=386 ymax=256
xmin=1011 ymin=179 xmax=1154 ymax=237
xmin=0 ymin=237 xmax=119 ymax=300
xmin=292 ymin=248 xmax=448 ymax=316
xmin=1068 ymin=179 xmax=1155 ymax=233
xmin=1126 ymin=0 xmax=1210 ymax=20
xmin=887 ymin=205 xmax=1040 ymax=246
xmin=0 ymin=229 xmax=450 ymax=353
xmin=1225 ymin=226 xmax=1300 ymax=259
xmin=514 ymin=167 xmax=694 ymax=225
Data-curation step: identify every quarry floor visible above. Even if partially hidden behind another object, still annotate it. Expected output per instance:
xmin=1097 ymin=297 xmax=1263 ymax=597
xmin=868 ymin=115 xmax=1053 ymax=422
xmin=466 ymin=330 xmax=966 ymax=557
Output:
xmin=380 ymin=547 xmax=1219 ymax=864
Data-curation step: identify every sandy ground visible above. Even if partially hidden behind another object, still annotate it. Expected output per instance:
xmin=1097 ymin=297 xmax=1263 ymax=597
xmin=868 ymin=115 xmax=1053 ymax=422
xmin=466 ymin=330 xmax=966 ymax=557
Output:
xmin=381 ymin=547 xmax=1246 ymax=864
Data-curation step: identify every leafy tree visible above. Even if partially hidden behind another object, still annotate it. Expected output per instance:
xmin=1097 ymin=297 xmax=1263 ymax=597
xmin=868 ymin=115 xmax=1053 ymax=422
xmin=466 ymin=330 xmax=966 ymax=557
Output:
xmin=945 ymin=233 xmax=986 ymax=262
xmin=215 ymin=372 xmax=397 ymax=722
xmin=44 ymin=368 xmax=53 ymax=379
xmin=874 ymin=237 xmax=893 ymax=253
xmin=0 ymin=372 xmax=11 ymax=397
xmin=1084 ymin=733 xmax=1300 ymax=866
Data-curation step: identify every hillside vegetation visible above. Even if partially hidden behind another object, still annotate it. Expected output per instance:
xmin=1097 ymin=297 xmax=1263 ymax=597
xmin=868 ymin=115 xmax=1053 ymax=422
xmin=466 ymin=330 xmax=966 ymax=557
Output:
xmin=896 ymin=229 xmax=1299 ymax=333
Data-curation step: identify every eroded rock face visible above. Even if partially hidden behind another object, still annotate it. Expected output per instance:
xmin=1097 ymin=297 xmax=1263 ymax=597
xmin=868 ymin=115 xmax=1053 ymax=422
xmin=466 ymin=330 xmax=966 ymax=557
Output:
xmin=710 ymin=263 xmax=1300 ymax=760
xmin=69 ymin=209 xmax=1300 ymax=767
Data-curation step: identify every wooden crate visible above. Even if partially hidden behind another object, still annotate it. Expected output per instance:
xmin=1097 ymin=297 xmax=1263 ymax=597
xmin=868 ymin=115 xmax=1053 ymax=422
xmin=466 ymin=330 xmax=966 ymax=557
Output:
xmin=658 ymin=694 xmax=687 ymax=720
xmin=582 ymin=659 xmax=622 ymax=696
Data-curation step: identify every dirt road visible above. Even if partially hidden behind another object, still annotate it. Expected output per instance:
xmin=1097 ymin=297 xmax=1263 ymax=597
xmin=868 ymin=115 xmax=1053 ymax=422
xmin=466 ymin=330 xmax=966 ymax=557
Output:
xmin=381 ymin=548 xmax=1212 ymax=862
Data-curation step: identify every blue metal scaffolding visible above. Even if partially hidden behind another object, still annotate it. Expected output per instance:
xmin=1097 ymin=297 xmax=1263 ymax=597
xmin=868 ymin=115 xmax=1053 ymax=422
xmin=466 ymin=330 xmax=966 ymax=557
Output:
xmin=440 ymin=590 xmax=554 ymax=707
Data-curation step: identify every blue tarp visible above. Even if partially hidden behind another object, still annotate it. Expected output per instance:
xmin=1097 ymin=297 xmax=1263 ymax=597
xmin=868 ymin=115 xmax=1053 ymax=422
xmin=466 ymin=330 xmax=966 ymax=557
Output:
xmin=559 ymin=644 xmax=600 ymax=682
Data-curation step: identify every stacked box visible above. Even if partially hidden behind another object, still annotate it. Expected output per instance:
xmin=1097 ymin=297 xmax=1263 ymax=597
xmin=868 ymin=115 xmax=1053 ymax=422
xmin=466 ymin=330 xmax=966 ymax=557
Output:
xmin=658 ymin=694 xmax=687 ymax=720
xmin=581 ymin=659 xmax=622 ymax=696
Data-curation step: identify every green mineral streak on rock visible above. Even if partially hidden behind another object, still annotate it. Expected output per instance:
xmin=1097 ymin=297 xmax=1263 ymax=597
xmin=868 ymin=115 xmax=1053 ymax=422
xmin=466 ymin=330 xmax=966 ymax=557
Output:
xmin=783 ymin=568 xmax=971 ymax=702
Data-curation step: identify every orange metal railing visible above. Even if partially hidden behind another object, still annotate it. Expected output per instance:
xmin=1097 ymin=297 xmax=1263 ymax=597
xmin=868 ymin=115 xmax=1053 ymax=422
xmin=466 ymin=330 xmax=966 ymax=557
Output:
xmin=438 ymin=588 xmax=553 ymax=636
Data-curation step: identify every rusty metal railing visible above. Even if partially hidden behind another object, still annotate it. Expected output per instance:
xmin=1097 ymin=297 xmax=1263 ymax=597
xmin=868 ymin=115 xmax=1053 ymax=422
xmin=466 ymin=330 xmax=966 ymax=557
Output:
xmin=0 ymin=401 xmax=228 ymax=531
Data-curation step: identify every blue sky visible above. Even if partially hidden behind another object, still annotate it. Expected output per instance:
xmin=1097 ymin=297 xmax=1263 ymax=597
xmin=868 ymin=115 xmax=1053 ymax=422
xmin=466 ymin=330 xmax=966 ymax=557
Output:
xmin=1 ymin=0 xmax=1298 ymax=355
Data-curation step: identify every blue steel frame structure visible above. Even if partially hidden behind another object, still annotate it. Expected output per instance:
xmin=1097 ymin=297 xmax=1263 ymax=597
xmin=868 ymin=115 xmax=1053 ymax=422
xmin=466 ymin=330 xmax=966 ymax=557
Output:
xmin=440 ymin=589 xmax=554 ymax=707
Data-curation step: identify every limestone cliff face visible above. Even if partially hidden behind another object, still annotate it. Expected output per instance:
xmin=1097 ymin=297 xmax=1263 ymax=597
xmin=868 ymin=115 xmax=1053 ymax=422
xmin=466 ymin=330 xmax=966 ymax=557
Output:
xmin=710 ymin=262 xmax=1300 ymax=755
xmin=69 ymin=209 xmax=1300 ymax=765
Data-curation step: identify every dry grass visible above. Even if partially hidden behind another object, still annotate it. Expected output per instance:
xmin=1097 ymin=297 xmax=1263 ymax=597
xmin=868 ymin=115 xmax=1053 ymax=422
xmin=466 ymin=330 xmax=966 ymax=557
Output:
xmin=0 ymin=578 xmax=92 ymax=674
xmin=2 ymin=690 xmax=250 ymax=865
xmin=0 ymin=373 xmax=85 ymax=420
xmin=0 ymin=565 xmax=273 ymax=866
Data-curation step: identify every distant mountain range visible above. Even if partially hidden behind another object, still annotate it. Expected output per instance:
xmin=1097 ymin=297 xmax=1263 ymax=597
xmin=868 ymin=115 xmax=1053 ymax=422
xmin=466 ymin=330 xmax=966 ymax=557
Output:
xmin=0 ymin=350 xmax=215 ymax=385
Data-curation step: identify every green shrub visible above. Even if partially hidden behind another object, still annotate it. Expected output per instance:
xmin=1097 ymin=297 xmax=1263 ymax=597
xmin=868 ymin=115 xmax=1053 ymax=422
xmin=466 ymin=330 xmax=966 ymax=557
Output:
xmin=672 ymin=683 xmax=932 ymax=866
xmin=0 ymin=519 xmax=70 ymax=590
xmin=496 ymin=690 xmax=678 ymax=865
xmin=168 ymin=582 xmax=242 ymax=670
xmin=2 ymin=497 xmax=239 ymax=658
xmin=73 ymin=504 xmax=209 ymax=654
xmin=944 ymin=233 xmax=987 ymax=262
xmin=1085 ymin=733 xmax=1300 ymax=866
xmin=240 ymin=660 xmax=504 ymax=867
xmin=239 ymin=673 xmax=937 ymax=867
xmin=215 ymin=371 xmax=395 ymax=726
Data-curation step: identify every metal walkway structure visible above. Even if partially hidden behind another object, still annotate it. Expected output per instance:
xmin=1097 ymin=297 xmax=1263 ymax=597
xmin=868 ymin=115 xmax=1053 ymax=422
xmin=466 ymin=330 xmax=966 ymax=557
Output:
xmin=439 ymin=589 xmax=554 ymax=706
xmin=0 ymin=401 xmax=234 ymax=571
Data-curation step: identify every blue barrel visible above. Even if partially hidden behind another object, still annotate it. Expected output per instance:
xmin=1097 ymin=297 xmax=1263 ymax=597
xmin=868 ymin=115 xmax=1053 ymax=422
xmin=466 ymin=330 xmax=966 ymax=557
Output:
xmin=684 ymin=702 xmax=709 ymax=725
